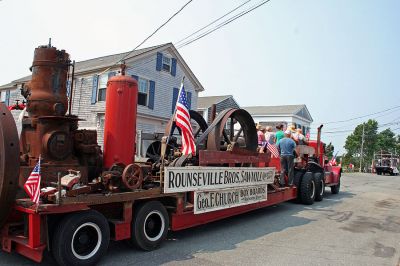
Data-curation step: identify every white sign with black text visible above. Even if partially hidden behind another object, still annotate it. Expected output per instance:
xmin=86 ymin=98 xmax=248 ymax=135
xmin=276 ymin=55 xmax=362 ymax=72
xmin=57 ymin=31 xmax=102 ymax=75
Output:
xmin=164 ymin=166 xmax=275 ymax=193
xmin=194 ymin=185 xmax=268 ymax=214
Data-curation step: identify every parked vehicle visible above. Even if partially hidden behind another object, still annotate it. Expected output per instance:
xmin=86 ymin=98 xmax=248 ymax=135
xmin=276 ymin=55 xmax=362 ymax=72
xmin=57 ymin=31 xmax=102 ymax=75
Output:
xmin=373 ymin=153 xmax=399 ymax=176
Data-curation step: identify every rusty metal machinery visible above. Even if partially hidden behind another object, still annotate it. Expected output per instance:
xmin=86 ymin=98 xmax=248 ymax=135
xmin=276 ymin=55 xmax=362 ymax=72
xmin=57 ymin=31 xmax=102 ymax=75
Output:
xmin=18 ymin=44 xmax=102 ymax=189
xmin=0 ymin=104 xmax=20 ymax=227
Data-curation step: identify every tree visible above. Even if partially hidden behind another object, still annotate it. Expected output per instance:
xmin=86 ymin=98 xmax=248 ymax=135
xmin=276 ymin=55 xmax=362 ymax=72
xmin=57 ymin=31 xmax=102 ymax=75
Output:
xmin=325 ymin=142 xmax=334 ymax=158
xmin=344 ymin=119 xmax=378 ymax=170
xmin=376 ymin=128 xmax=396 ymax=153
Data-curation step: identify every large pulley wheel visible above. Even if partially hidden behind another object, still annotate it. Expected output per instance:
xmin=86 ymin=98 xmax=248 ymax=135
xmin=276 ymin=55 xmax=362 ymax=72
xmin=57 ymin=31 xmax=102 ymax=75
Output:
xmin=0 ymin=104 xmax=20 ymax=227
xmin=122 ymin=163 xmax=143 ymax=190
xmin=207 ymin=108 xmax=257 ymax=152
xmin=166 ymin=110 xmax=208 ymax=151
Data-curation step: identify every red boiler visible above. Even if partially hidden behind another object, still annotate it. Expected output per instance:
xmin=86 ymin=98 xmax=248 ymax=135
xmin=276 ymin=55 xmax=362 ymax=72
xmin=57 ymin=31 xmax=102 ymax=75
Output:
xmin=103 ymin=71 xmax=138 ymax=168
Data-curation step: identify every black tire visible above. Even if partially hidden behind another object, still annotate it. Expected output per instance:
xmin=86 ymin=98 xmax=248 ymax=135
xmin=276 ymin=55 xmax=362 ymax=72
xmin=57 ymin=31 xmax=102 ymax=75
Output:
xmin=293 ymin=171 xmax=304 ymax=202
xmin=52 ymin=210 xmax=110 ymax=266
xmin=314 ymin=172 xmax=324 ymax=202
xmin=130 ymin=201 xmax=169 ymax=251
xmin=300 ymin=172 xmax=316 ymax=205
xmin=377 ymin=171 xmax=381 ymax=175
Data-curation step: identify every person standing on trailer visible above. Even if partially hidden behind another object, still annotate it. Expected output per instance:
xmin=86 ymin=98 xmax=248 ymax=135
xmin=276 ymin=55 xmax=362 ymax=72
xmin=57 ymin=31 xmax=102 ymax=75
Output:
xmin=275 ymin=124 xmax=285 ymax=144
xmin=264 ymin=126 xmax=276 ymax=144
xmin=278 ymin=130 xmax=297 ymax=187
xmin=257 ymin=125 xmax=266 ymax=147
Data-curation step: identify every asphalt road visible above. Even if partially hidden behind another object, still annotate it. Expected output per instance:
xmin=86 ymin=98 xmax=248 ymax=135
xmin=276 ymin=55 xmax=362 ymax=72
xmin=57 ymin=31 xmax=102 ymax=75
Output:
xmin=1 ymin=173 xmax=399 ymax=266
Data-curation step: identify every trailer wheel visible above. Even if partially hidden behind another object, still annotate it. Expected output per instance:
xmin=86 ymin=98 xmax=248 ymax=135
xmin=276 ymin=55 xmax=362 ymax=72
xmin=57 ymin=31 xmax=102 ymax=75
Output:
xmin=314 ymin=172 xmax=324 ymax=202
xmin=331 ymin=182 xmax=340 ymax=194
xmin=52 ymin=210 xmax=110 ymax=266
xmin=130 ymin=201 xmax=169 ymax=251
xmin=300 ymin=172 xmax=316 ymax=205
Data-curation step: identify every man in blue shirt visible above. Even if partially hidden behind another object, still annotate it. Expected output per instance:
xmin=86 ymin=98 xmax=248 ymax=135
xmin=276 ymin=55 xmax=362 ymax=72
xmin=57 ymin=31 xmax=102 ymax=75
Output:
xmin=278 ymin=131 xmax=296 ymax=187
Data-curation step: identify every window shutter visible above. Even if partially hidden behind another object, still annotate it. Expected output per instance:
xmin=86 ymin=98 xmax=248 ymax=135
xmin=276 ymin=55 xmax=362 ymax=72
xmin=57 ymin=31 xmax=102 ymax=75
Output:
xmin=5 ymin=90 xmax=10 ymax=106
xmin=131 ymin=75 xmax=138 ymax=81
xmin=91 ymin=75 xmax=98 ymax=104
xmin=66 ymin=80 xmax=71 ymax=97
xmin=108 ymin=71 xmax=116 ymax=78
xmin=156 ymin=52 xmax=163 ymax=71
xmin=172 ymin=87 xmax=179 ymax=114
xmin=187 ymin=91 xmax=192 ymax=110
xmin=148 ymin=80 xmax=155 ymax=110
xmin=171 ymin=58 xmax=177 ymax=76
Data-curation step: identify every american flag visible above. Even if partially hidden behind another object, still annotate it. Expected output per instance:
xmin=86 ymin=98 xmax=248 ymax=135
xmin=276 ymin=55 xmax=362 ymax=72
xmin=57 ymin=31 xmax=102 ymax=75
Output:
xmin=174 ymin=83 xmax=196 ymax=155
xmin=267 ymin=142 xmax=280 ymax=158
xmin=23 ymin=158 xmax=41 ymax=204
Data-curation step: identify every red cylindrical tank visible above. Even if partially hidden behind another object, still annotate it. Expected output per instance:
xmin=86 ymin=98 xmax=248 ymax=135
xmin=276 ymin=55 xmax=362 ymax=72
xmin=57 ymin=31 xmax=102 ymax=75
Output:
xmin=103 ymin=74 xmax=138 ymax=168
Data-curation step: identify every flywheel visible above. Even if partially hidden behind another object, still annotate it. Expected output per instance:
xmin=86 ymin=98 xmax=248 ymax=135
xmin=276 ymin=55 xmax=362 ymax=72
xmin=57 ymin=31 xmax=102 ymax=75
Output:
xmin=0 ymin=103 xmax=20 ymax=227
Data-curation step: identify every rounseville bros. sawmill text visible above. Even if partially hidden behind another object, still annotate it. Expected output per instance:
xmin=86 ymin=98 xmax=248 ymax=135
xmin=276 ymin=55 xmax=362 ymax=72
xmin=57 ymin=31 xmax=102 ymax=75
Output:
xmin=164 ymin=167 xmax=275 ymax=193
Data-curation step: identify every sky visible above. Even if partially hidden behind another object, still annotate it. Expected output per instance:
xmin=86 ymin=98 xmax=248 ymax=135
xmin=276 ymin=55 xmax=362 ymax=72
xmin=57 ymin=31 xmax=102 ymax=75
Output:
xmin=0 ymin=0 xmax=399 ymax=154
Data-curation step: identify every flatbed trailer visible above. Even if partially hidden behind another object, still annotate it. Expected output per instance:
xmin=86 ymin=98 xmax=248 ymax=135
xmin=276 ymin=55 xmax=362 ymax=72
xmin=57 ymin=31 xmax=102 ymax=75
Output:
xmin=3 ymin=185 xmax=297 ymax=263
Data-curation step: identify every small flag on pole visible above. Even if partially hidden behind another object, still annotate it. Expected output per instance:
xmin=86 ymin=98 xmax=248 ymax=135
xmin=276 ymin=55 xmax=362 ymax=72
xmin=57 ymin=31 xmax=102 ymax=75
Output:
xmin=267 ymin=142 xmax=280 ymax=158
xmin=174 ymin=81 xmax=196 ymax=155
xmin=23 ymin=157 xmax=42 ymax=204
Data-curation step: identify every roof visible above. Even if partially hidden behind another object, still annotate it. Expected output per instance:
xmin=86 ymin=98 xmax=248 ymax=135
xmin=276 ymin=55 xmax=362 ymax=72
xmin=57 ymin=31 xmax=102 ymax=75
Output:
xmin=2 ymin=43 xmax=204 ymax=91
xmin=0 ymin=82 xmax=15 ymax=90
xmin=242 ymin=104 xmax=313 ymax=122
xmin=197 ymin=95 xmax=233 ymax=109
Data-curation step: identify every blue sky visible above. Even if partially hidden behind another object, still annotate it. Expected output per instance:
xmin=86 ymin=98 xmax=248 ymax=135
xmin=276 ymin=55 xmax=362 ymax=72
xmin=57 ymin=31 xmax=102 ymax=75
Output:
xmin=0 ymin=0 xmax=399 ymax=153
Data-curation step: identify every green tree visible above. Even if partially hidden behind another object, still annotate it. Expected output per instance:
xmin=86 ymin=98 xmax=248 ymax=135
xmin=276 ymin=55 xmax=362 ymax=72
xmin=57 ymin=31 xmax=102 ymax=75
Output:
xmin=376 ymin=128 xmax=396 ymax=153
xmin=325 ymin=142 xmax=334 ymax=158
xmin=344 ymin=119 xmax=378 ymax=170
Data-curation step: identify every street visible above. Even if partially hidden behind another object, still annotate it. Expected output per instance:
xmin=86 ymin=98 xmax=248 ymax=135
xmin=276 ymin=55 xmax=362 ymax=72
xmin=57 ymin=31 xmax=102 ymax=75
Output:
xmin=1 ymin=173 xmax=400 ymax=266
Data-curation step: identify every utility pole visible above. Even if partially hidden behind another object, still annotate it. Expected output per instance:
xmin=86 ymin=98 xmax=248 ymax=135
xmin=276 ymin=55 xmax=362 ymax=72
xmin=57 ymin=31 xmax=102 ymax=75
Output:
xmin=359 ymin=123 xmax=365 ymax=173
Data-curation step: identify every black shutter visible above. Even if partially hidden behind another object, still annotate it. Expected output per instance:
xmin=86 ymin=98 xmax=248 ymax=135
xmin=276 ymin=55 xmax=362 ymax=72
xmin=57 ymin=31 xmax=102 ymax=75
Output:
xmin=131 ymin=75 xmax=138 ymax=81
xmin=172 ymin=87 xmax=179 ymax=114
xmin=156 ymin=52 xmax=163 ymax=71
xmin=148 ymin=80 xmax=155 ymax=110
xmin=171 ymin=58 xmax=177 ymax=76
xmin=91 ymin=75 xmax=98 ymax=104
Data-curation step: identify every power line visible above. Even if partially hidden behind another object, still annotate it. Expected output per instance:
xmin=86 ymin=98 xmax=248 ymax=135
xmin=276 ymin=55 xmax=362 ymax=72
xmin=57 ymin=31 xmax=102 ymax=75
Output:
xmin=176 ymin=0 xmax=272 ymax=49
xmin=324 ymin=108 xmax=400 ymax=131
xmin=175 ymin=0 xmax=252 ymax=46
xmin=98 ymin=0 xmax=194 ymax=75
xmin=315 ymin=105 xmax=400 ymax=125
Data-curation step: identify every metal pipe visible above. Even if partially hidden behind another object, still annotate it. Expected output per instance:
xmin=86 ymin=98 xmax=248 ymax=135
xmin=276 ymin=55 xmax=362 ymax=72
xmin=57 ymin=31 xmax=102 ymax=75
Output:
xmin=316 ymin=124 xmax=323 ymax=159
xmin=68 ymin=60 xmax=75 ymax=116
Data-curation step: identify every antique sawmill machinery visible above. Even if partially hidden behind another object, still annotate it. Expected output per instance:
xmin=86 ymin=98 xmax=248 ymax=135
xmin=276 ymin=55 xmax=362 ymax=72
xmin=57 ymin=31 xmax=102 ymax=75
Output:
xmin=0 ymin=43 xmax=262 ymax=228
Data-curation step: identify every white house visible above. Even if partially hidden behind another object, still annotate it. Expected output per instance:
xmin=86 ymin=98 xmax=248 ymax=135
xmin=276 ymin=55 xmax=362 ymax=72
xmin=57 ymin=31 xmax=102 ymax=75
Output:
xmin=242 ymin=105 xmax=313 ymax=135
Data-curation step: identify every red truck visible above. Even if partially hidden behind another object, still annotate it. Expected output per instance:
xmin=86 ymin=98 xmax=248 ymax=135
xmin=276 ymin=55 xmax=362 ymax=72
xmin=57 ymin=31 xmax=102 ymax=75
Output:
xmin=0 ymin=44 xmax=341 ymax=265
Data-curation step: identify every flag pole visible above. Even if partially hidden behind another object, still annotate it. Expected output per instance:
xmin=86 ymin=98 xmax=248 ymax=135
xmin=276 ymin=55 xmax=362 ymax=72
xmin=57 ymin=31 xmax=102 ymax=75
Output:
xmin=166 ymin=76 xmax=185 ymax=143
xmin=35 ymin=155 xmax=41 ymax=213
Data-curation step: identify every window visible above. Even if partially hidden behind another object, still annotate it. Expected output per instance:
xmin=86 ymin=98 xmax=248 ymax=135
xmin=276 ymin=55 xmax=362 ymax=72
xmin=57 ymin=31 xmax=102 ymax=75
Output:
xmin=162 ymin=56 xmax=171 ymax=72
xmin=138 ymin=77 xmax=149 ymax=106
xmin=0 ymin=91 xmax=5 ymax=102
xmin=98 ymin=73 xmax=108 ymax=101
xmin=97 ymin=113 xmax=105 ymax=129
